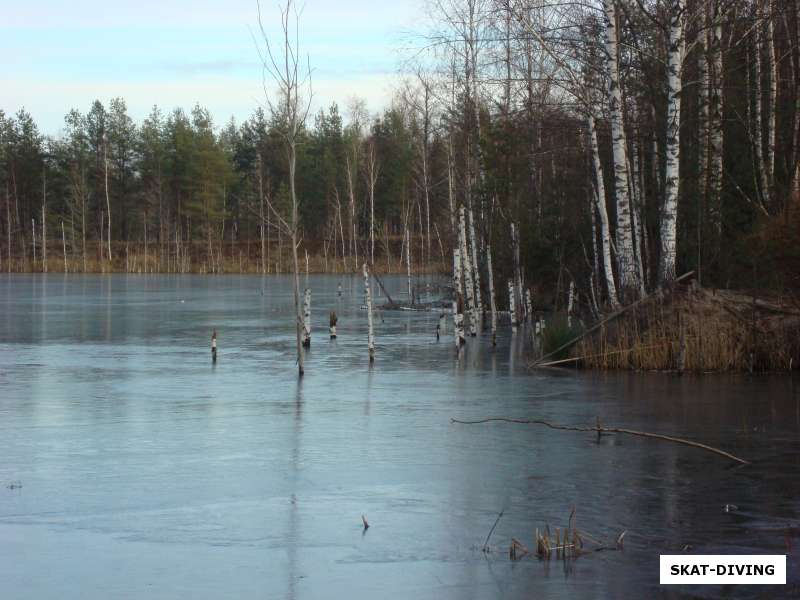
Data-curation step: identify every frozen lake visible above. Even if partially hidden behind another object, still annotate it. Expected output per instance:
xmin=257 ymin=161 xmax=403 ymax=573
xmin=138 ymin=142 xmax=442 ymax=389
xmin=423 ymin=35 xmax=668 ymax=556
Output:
xmin=0 ymin=274 xmax=798 ymax=598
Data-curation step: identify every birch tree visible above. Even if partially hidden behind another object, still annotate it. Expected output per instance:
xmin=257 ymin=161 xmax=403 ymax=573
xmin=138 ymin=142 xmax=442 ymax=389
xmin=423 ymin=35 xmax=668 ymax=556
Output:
xmin=255 ymin=0 xmax=313 ymax=376
xmin=602 ymin=0 xmax=638 ymax=299
xmin=658 ymin=0 xmax=685 ymax=285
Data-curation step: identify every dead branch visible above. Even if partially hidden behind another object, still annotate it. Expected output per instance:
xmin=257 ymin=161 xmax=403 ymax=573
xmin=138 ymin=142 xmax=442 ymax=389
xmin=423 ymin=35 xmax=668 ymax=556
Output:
xmin=450 ymin=416 xmax=749 ymax=465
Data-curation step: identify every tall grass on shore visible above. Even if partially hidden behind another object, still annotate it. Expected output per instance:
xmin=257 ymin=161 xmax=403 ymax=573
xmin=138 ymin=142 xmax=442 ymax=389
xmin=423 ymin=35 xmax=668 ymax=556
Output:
xmin=573 ymin=286 xmax=800 ymax=372
xmin=1 ymin=240 xmax=447 ymax=275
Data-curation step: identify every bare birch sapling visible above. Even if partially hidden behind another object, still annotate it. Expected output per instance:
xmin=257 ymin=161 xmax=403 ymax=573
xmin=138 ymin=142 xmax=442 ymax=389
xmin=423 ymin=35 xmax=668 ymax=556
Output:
xmin=61 ymin=220 xmax=67 ymax=273
xmin=363 ymin=263 xmax=375 ymax=361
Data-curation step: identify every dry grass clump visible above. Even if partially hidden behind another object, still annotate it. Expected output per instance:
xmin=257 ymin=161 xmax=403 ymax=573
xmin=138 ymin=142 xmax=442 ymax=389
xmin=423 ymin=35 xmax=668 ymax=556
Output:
xmin=575 ymin=285 xmax=800 ymax=372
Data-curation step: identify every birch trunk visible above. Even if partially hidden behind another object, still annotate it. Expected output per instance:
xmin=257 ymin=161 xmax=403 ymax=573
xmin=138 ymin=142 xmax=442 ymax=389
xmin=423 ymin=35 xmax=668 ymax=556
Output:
xmin=302 ymin=288 xmax=311 ymax=347
xmin=5 ymin=184 xmax=9 ymax=272
xmin=405 ymin=226 xmax=412 ymax=303
xmin=602 ymin=0 xmax=638 ymax=299
xmin=61 ymin=220 xmax=67 ymax=273
xmin=468 ymin=206 xmax=482 ymax=317
xmin=708 ymin=3 xmax=724 ymax=236
xmin=508 ymin=279 xmax=517 ymax=332
xmin=257 ymin=153 xmax=266 ymax=274
xmin=658 ymin=0 xmax=685 ymax=285
xmin=567 ymin=281 xmax=575 ymax=328
xmin=346 ymin=156 xmax=357 ymax=269
xmin=365 ymin=143 xmax=378 ymax=266
xmin=753 ymin=14 xmax=771 ymax=208
xmin=459 ymin=207 xmax=476 ymax=336
xmin=630 ymin=133 xmax=646 ymax=294
xmin=40 ymin=170 xmax=47 ymax=273
xmin=363 ymin=263 xmax=375 ymax=361
xmin=452 ymin=247 xmax=465 ymax=346
xmin=486 ymin=243 xmax=497 ymax=346
xmin=587 ymin=114 xmax=620 ymax=309
xmin=766 ymin=0 xmax=777 ymax=187
xmin=103 ymin=135 xmax=112 ymax=264
xmin=525 ymin=289 xmax=533 ymax=322
xmin=446 ymin=140 xmax=456 ymax=235
xmin=510 ymin=222 xmax=524 ymax=322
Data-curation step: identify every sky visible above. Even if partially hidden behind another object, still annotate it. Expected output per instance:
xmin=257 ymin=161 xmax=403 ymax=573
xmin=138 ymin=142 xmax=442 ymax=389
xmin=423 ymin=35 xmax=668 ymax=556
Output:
xmin=0 ymin=0 xmax=424 ymax=135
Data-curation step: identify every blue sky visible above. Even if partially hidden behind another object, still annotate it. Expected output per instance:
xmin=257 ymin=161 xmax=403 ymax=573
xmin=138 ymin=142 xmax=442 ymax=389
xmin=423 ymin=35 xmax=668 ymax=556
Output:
xmin=1 ymin=0 xmax=423 ymax=134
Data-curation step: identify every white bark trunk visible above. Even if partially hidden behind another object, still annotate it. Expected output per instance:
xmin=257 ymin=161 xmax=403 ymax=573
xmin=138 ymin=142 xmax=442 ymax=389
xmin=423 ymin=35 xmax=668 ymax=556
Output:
xmin=602 ymin=0 xmax=638 ymax=299
xmin=510 ymin=222 xmax=524 ymax=321
xmin=658 ymin=0 xmax=685 ymax=285
xmin=587 ymin=114 xmax=620 ymax=309
xmin=452 ymin=247 xmax=465 ymax=346
xmin=753 ymin=13 xmax=771 ymax=208
xmin=708 ymin=5 xmax=724 ymax=235
xmin=467 ymin=206 xmax=482 ymax=318
xmin=508 ymin=279 xmax=517 ymax=332
xmin=525 ymin=289 xmax=533 ymax=322
xmin=103 ymin=136 xmax=112 ymax=264
xmin=363 ymin=263 xmax=375 ymax=361
xmin=405 ymin=226 xmax=412 ymax=303
xmin=302 ymin=288 xmax=311 ymax=347
xmin=42 ymin=173 xmax=47 ymax=273
xmin=459 ymin=207 xmax=476 ymax=336
xmin=486 ymin=243 xmax=497 ymax=345
xmin=61 ymin=220 xmax=67 ymax=273
xmin=630 ymin=133 xmax=646 ymax=294
xmin=567 ymin=280 xmax=575 ymax=328
xmin=766 ymin=0 xmax=777 ymax=186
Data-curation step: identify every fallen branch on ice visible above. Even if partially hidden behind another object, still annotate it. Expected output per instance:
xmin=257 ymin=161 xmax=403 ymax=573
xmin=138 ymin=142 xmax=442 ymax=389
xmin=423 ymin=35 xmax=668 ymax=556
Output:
xmin=450 ymin=417 xmax=750 ymax=465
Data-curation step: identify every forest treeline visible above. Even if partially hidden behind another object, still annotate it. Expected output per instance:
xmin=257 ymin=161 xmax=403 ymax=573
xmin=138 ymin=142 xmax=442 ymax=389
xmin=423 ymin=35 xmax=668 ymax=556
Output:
xmin=1 ymin=0 xmax=799 ymax=314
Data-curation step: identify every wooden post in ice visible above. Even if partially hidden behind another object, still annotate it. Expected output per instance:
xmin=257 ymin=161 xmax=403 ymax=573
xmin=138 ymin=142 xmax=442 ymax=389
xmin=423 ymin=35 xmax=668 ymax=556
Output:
xmin=437 ymin=313 xmax=445 ymax=341
xmin=61 ymin=220 xmax=67 ymax=273
xmin=302 ymin=288 xmax=311 ymax=348
xmin=458 ymin=207 xmax=476 ymax=336
xmin=453 ymin=247 xmax=465 ymax=346
xmin=329 ymin=311 xmax=337 ymax=339
xmin=508 ymin=280 xmax=517 ymax=332
xmin=211 ymin=329 xmax=218 ymax=362
xmin=337 ymin=282 xmax=343 ymax=297
xmin=486 ymin=244 xmax=497 ymax=346
xmin=567 ymin=281 xmax=575 ymax=328
xmin=363 ymin=263 xmax=375 ymax=362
